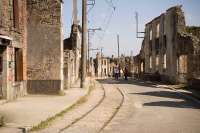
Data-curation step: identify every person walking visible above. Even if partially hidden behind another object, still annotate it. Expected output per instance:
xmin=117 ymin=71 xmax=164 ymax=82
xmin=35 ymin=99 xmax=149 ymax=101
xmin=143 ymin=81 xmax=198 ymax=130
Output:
xmin=124 ymin=67 xmax=128 ymax=80
xmin=114 ymin=67 xmax=119 ymax=80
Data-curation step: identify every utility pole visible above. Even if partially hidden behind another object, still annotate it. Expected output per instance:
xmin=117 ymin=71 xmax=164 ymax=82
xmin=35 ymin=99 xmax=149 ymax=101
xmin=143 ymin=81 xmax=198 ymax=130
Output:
xmin=87 ymin=28 xmax=101 ymax=75
xmin=101 ymin=47 xmax=103 ymax=77
xmin=73 ymin=0 xmax=78 ymax=24
xmin=81 ymin=0 xmax=87 ymax=88
xmin=117 ymin=34 xmax=120 ymax=58
xmin=87 ymin=31 xmax=90 ymax=74
xmin=135 ymin=12 xmax=145 ymax=38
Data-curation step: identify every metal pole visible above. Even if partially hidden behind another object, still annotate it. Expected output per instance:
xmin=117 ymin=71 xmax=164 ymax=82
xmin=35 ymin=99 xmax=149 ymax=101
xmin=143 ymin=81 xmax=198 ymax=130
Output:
xmin=81 ymin=0 xmax=87 ymax=88
xmin=117 ymin=34 xmax=120 ymax=58
xmin=135 ymin=12 xmax=138 ymax=38
xmin=73 ymin=0 xmax=78 ymax=24
xmin=87 ymin=28 xmax=101 ymax=76
xmin=88 ymin=31 xmax=90 ymax=75
xmin=101 ymin=47 xmax=103 ymax=77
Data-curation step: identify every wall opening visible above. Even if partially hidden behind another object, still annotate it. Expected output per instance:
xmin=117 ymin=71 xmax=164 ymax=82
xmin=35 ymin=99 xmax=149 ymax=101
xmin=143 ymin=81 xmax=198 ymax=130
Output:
xmin=163 ymin=54 xmax=167 ymax=70
xmin=178 ymin=55 xmax=187 ymax=74
xmin=15 ymin=48 xmax=23 ymax=81
xmin=149 ymin=56 xmax=152 ymax=69
xmin=13 ymin=0 xmax=20 ymax=29
xmin=0 ymin=46 xmax=6 ymax=99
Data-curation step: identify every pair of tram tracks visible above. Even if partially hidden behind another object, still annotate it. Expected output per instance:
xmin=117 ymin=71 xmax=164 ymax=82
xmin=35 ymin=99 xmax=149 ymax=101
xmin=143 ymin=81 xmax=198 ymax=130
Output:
xmin=59 ymin=83 xmax=124 ymax=133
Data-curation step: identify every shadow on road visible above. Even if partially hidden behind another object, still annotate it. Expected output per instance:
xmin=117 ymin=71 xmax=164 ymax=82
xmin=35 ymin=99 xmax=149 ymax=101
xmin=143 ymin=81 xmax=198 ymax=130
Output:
xmin=143 ymin=100 xmax=200 ymax=109
xmin=97 ymin=78 xmax=200 ymax=109
xmin=130 ymin=91 xmax=184 ymax=100
xmin=97 ymin=78 xmax=158 ymax=88
xmin=130 ymin=91 xmax=200 ymax=109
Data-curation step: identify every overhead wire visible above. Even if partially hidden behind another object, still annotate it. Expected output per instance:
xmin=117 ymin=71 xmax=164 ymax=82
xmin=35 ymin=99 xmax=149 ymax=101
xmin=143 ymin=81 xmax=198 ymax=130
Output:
xmin=96 ymin=0 xmax=120 ymax=46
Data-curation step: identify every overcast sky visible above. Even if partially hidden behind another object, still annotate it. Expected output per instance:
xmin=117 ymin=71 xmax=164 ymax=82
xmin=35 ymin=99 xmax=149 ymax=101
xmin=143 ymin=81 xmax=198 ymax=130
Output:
xmin=63 ymin=0 xmax=200 ymax=57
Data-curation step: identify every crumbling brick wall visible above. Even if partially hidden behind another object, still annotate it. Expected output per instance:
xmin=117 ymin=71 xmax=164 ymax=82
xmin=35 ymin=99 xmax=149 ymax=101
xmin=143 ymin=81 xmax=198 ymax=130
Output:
xmin=27 ymin=0 xmax=64 ymax=94
xmin=138 ymin=5 xmax=200 ymax=84
xmin=0 ymin=0 xmax=27 ymax=100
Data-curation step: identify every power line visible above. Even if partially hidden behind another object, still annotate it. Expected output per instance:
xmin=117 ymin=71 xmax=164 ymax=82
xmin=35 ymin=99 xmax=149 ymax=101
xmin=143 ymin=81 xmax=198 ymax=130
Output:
xmin=97 ymin=0 xmax=120 ymax=46
xmin=87 ymin=0 xmax=95 ymax=14
xmin=104 ymin=0 xmax=115 ymax=9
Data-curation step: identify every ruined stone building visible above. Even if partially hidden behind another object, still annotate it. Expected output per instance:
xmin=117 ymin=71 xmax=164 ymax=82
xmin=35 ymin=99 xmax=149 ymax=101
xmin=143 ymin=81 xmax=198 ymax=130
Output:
xmin=88 ymin=57 xmax=95 ymax=77
xmin=118 ymin=55 xmax=134 ymax=76
xmin=94 ymin=53 xmax=111 ymax=77
xmin=0 ymin=0 xmax=27 ymax=100
xmin=109 ymin=55 xmax=118 ymax=77
xmin=26 ymin=0 xmax=64 ymax=94
xmin=64 ymin=24 xmax=82 ymax=89
xmin=0 ymin=0 xmax=64 ymax=100
xmin=133 ymin=54 xmax=140 ymax=78
xmin=135 ymin=6 xmax=200 ymax=86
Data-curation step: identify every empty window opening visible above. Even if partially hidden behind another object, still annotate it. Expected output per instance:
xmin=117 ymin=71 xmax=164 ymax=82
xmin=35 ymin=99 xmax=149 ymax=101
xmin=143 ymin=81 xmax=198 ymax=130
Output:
xmin=156 ymin=55 xmax=159 ymax=66
xmin=13 ymin=0 xmax=20 ymax=29
xmin=156 ymin=23 xmax=160 ymax=38
xmin=163 ymin=54 xmax=167 ymax=69
xmin=150 ymin=29 xmax=152 ymax=41
xmin=15 ymin=48 xmax=23 ymax=81
xmin=178 ymin=55 xmax=187 ymax=74
xmin=150 ymin=56 xmax=152 ymax=69
xmin=141 ymin=62 xmax=144 ymax=72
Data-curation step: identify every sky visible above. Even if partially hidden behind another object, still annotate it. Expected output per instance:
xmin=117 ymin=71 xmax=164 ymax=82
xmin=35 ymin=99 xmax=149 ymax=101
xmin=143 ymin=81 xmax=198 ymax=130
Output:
xmin=63 ymin=0 xmax=200 ymax=57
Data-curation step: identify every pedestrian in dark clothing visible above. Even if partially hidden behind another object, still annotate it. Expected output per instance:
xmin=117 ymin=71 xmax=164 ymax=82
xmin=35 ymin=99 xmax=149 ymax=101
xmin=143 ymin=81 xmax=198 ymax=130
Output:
xmin=124 ymin=67 xmax=128 ymax=80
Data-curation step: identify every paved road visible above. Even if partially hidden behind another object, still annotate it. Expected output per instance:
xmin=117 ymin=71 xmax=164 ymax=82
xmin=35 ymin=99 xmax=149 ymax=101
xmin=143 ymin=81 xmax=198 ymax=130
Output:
xmin=34 ymin=79 xmax=200 ymax=133
xmin=100 ymin=79 xmax=200 ymax=133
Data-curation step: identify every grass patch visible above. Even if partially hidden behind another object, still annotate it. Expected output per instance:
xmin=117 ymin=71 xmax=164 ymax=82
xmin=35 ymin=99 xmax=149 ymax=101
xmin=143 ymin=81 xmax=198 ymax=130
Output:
xmin=0 ymin=116 xmax=4 ymax=127
xmin=58 ymin=90 xmax=66 ymax=96
xmin=30 ymin=81 xmax=95 ymax=132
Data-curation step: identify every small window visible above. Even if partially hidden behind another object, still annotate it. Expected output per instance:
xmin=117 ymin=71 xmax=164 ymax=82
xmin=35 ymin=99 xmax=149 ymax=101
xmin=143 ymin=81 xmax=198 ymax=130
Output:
xmin=150 ymin=56 xmax=152 ymax=69
xmin=13 ymin=0 xmax=20 ymax=29
xmin=163 ymin=54 xmax=166 ymax=69
xmin=0 ymin=55 xmax=2 ymax=74
xmin=141 ymin=62 xmax=144 ymax=72
xmin=15 ymin=48 xmax=23 ymax=81
xmin=178 ymin=55 xmax=187 ymax=74
xmin=156 ymin=55 xmax=159 ymax=66
xmin=155 ymin=38 xmax=159 ymax=50
xmin=149 ymin=41 xmax=152 ymax=52
xmin=156 ymin=23 xmax=160 ymax=38
xmin=164 ymin=35 xmax=167 ymax=49
xmin=150 ymin=29 xmax=152 ymax=40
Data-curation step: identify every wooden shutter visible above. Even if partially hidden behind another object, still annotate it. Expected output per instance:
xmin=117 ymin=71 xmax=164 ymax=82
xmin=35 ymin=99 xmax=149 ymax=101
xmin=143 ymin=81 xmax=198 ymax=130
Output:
xmin=15 ymin=48 xmax=23 ymax=81
xmin=13 ymin=0 xmax=19 ymax=29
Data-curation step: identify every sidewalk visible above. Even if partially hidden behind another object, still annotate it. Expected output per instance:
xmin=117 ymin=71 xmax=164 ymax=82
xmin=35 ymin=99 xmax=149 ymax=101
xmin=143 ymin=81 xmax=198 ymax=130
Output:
xmin=0 ymin=80 xmax=90 ymax=133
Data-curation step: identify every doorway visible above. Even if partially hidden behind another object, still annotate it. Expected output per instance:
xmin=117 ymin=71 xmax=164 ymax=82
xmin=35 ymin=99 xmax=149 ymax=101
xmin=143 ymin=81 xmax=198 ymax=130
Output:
xmin=0 ymin=46 xmax=6 ymax=99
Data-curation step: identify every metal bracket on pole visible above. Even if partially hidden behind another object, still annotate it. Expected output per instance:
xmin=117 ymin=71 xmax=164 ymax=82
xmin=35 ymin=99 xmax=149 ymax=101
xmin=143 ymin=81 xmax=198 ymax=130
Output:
xmin=87 ymin=0 xmax=95 ymax=5
xmin=87 ymin=28 xmax=102 ymax=74
xmin=135 ymin=12 xmax=145 ymax=38
xmin=87 ymin=0 xmax=95 ymax=13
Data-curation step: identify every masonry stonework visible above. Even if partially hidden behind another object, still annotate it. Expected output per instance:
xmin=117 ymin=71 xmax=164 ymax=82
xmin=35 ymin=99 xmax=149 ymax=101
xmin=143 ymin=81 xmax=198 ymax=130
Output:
xmin=0 ymin=0 xmax=27 ymax=100
xmin=134 ymin=6 xmax=200 ymax=86
xmin=26 ymin=0 xmax=64 ymax=94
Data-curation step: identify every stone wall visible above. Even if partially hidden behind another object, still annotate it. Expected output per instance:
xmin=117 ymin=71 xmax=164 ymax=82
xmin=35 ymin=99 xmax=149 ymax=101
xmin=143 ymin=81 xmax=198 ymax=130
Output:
xmin=63 ymin=24 xmax=81 ymax=89
xmin=0 ymin=0 xmax=27 ymax=100
xmin=137 ymin=5 xmax=200 ymax=84
xmin=26 ymin=0 xmax=63 ymax=94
